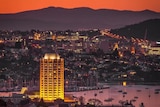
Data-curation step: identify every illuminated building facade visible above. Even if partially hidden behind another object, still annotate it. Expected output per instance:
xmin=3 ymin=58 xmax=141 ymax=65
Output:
xmin=131 ymin=46 xmax=135 ymax=54
xmin=147 ymin=47 xmax=160 ymax=55
xmin=113 ymin=43 xmax=119 ymax=50
xmin=40 ymin=53 xmax=64 ymax=102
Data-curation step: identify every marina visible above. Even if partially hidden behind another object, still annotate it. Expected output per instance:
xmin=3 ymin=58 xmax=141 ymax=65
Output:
xmin=66 ymin=84 xmax=160 ymax=107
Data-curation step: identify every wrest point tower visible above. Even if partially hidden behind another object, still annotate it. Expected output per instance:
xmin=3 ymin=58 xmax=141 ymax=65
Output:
xmin=40 ymin=53 xmax=64 ymax=102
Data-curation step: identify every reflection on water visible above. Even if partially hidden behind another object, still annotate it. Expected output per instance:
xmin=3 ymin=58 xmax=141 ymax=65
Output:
xmin=66 ymin=84 xmax=160 ymax=107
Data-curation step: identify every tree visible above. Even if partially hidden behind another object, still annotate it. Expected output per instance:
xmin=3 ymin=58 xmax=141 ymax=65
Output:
xmin=0 ymin=99 xmax=7 ymax=107
xmin=37 ymin=98 xmax=47 ymax=107
xmin=111 ymin=48 xmax=119 ymax=59
xmin=54 ymin=98 xmax=64 ymax=105
xmin=79 ymin=96 xmax=85 ymax=105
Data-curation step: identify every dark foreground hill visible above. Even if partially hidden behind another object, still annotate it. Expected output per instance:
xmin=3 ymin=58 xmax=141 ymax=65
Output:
xmin=111 ymin=19 xmax=160 ymax=41
xmin=0 ymin=7 xmax=160 ymax=30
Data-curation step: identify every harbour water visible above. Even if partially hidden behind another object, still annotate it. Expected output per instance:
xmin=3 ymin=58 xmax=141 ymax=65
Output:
xmin=66 ymin=84 xmax=160 ymax=107
xmin=0 ymin=84 xmax=160 ymax=107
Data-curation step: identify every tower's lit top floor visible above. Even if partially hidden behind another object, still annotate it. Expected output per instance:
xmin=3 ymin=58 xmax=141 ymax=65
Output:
xmin=43 ymin=53 xmax=60 ymax=59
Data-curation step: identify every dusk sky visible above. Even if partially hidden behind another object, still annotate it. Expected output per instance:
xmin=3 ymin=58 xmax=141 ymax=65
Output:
xmin=0 ymin=0 xmax=160 ymax=13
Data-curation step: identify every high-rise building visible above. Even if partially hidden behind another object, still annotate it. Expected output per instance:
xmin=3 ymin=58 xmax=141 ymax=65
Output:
xmin=40 ymin=53 xmax=64 ymax=102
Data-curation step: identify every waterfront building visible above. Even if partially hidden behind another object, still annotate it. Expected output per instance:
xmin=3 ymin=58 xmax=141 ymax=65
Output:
xmin=147 ymin=46 xmax=160 ymax=55
xmin=40 ymin=53 xmax=64 ymax=102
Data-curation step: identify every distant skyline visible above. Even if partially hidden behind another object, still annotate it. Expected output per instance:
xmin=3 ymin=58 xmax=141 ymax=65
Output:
xmin=0 ymin=0 xmax=160 ymax=13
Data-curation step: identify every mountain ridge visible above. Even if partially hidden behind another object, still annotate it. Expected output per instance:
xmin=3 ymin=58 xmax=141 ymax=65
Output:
xmin=0 ymin=7 xmax=160 ymax=30
xmin=12 ymin=7 xmax=160 ymax=14
xmin=111 ymin=19 xmax=160 ymax=41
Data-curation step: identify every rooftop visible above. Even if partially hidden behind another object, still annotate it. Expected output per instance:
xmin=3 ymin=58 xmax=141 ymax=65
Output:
xmin=44 ymin=53 xmax=60 ymax=59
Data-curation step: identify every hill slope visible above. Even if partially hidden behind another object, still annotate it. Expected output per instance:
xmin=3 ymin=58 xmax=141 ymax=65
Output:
xmin=111 ymin=19 xmax=160 ymax=41
xmin=0 ymin=7 xmax=160 ymax=30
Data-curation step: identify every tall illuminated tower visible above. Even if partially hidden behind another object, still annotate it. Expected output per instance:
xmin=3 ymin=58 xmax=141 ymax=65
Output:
xmin=40 ymin=53 xmax=64 ymax=102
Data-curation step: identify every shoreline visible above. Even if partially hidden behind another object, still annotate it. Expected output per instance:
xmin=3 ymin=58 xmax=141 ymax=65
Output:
xmin=65 ymin=82 xmax=160 ymax=92
xmin=103 ymin=81 xmax=160 ymax=85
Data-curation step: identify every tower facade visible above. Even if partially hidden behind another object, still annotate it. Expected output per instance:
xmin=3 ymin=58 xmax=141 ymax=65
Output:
xmin=40 ymin=53 xmax=64 ymax=102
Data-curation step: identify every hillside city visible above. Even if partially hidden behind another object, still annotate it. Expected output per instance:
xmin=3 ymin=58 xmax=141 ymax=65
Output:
xmin=0 ymin=29 xmax=159 ymax=89
xmin=0 ymin=29 xmax=160 ymax=107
